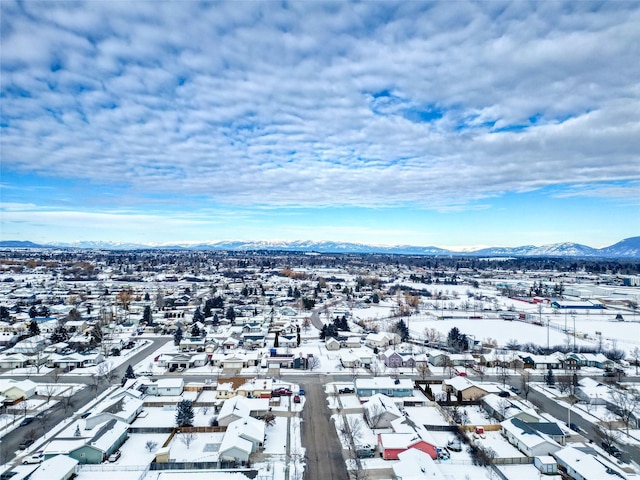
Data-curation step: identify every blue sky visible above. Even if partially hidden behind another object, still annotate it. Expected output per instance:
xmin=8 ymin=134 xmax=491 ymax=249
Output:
xmin=1 ymin=1 xmax=639 ymax=249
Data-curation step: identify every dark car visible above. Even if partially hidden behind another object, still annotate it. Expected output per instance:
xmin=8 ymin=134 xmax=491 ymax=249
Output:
xmin=509 ymin=386 xmax=521 ymax=395
xmin=339 ymin=387 xmax=354 ymax=394
xmin=601 ymin=441 xmax=622 ymax=457
xmin=567 ymin=423 xmax=582 ymax=433
xmin=19 ymin=438 xmax=34 ymax=450
xmin=0 ymin=472 xmax=18 ymax=480
xmin=498 ymin=391 xmax=511 ymax=397
xmin=19 ymin=417 xmax=34 ymax=427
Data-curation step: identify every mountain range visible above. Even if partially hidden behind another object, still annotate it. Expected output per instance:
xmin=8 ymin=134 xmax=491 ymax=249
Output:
xmin=1 ymin=237 xmax=639 ymax=258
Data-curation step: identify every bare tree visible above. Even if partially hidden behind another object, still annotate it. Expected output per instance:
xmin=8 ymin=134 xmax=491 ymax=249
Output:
xmin=145 ymin=440 xmax=158 ymax=452
xmin=416 ymin=362 xmax=430 ymax=381
xmin=556 ymin=374 xmax=573 ymax=395
xmin=43 ymin=384 xmax=57 ymax=404
xmin=631 ymin=346 xmax=640 ymax=375
xmin=598 ymin=415 xmax=620 ymax=451
xmin=97 ymin=360 xmax=116 ymax=383
xmin=364 ymin=402 xmax=385 ymax=429
xmin=179 ymin=432 xmax=196 ymax=449
xmin=61 ymin=393 xmax=75 ymax=413
xmin=609 ymin=388 xmax=639 ymax=435
xmin=301 ymin=317 xmax=312 ymax=332
xmin=424 ymin=327 xmax=441 ymax=346
xmin=520 ymin=370 xmax=532 ymax=401
xmin=307 ymin=355 xmax=321 ymax=371
xmin=475 ymin=364 xmax=487 ymax=383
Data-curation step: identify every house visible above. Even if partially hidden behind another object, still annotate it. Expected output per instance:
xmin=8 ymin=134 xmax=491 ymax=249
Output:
xmin=325 ymin=337 xmax=340 ymax=351
xmin=43 ymin=418 xmax=129 ymax=464
xmin=28 ymin=454 xmax=78 ymax=480
xmin=355 ymin=377 xmax=413 ymax=398
xmin=392 ymin=447 xmax=445 ymax=480
xmin=576 ymin=377 xmax=609 ymax=405
xmin=156 ymin=378 xmax=184 ymax=396
xmin=521 ymin=353 xmax=562 ymax=370
xmin=0 ymin=352 xmax=30 ymax=369
xmin=85 ymin=390 xmax=144 ymax=428
xmin=380 ymin=349 xmax=403 ymax=368
xmin=428 ymin=352 xmax=451 ymax=367
xmin=378 ymin=432 xmax=438 ymax=460
xmin=442 ymin=377 xmax=489 ymax=401
xmin=363 ymin=394 xmax=403 ymax=428
xmin=365 ymin=332 xmax=392 ymax=349
xmin=501 ymin=418 xmax=562 ymax=457
xmin=218 ymin=416 xmax=266 ymax=464
xmin=553 ymin=445 xmax=629 ymax=480
xmin=236 ymin=378 xmax=273 ymax=399
xmin=217 ymin=396 xmax=269 ymax=427
xmin=482 ymin=394 xmax=540 ymax=422
xmin=0 ymin=378 xmax=37 ymax=402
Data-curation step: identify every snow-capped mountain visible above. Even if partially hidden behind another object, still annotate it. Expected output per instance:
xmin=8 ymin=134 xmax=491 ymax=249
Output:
xmin=1 ymin=237 xmax=639 ymax=258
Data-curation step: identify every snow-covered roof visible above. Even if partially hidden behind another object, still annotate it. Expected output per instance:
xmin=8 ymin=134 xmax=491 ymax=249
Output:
xmin=393 ymin=448 xmax=445 ymax=480
xmin=554 ymin=445 xmax=629 ymax=479
xmin=356 ymin=377 xmax=413 ymax=390
xmin=28 ymin=454 xmax=78 ymax=480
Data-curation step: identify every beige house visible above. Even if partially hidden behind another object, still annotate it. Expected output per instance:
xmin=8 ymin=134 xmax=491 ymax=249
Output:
xmin=442 ymin=377 xmax=489 ymax=401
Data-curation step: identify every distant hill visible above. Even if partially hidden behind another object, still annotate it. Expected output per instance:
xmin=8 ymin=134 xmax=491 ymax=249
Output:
xmin=1 ymin=237 xmax=639 ymax=258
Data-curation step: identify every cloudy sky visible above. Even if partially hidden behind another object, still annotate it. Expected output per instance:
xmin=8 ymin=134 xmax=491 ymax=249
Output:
xmin=1 ymin=1 xmax=639 ymax=249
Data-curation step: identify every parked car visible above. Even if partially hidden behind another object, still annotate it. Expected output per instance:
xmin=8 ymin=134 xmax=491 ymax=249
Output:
xmin=498 ymin=390 xmax=511 ymax=397
xmin=293 ymin=395 xmax=301 ymax=403
xmin=509 ymin=386 xmax=521 ymax=395
xmin=0 ymin=471 xmax=18 ymax=479
xmin=298 ymin=389 xmax=305 ymax=395
xmin=272 ymin=388 xmax=293 ymax=397
xmin=338 ymin=387 xmax=354 ymax=394
xmin=22 ymin=452 xmax=44 ymax=464
xmin=567 ymin=423 xmax=582 ymax=433
xmin=447 ymin=439 xmax=462 ymax=452
xmin=169 ymin=365 xmax=177 ymax=372
xmin=19 ymin=438 xmax=34 ymax=450
xmin=356 ymin=448 xmax=375 ymax=458
xmin=19 ymin=417 xmax=34 ymax=427
xmin=601 ymin=442 xmax=622 ymax=457
xmin=108 ymin=450 xmax=122 ymax=462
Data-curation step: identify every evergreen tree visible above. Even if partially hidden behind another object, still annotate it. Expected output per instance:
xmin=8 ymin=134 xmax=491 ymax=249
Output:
xmin=90 ymin=324 xmax=103 ymax=346
xmin=29 ymin=306 xmax=38 ymax=318
xmin=175 ymin=399 xmax=195 ymax=427
xmin=394 ymin=319 xmax=410 ymax=342
xmin=50 ymin=324 xmax=69 ymax=343
xmin=174 ymin=328 xmax=183 ymax=346
xmin=124 ymin=364 xmax=136 ymax=379
xmin=0 ymin=306 xmax=10 ymax=320
xmin=212 ymin=313 xmax=219 ymax=325
xmin=192 ymin=307 xmax=204 ymax=324
xmin=191 ymin=324 xmax=201 ymax=337
xmin=225 ymin=306 xmax=236 ymax=321
xmin=28 ymin=319 xmax=40 ymax=337
xmin=142 ymin=305 xmax=153 ymax=325
xmin=544 ymin=368 xmax=555 ymax=386
xmin=203 ymin=302 xmax=212 ymax=318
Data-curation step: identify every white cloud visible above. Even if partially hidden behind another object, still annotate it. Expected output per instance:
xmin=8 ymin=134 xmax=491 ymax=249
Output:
xmin=1 ymin=0 xmax=639 ymax=213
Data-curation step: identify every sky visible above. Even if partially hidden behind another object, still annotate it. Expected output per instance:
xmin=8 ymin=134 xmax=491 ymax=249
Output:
xmin=1 ymin=1 xmax=639 ymax=250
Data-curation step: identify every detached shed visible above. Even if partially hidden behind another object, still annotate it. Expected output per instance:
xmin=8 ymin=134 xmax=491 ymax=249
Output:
xmin=534 ymin=455 xmax=557 ymax=474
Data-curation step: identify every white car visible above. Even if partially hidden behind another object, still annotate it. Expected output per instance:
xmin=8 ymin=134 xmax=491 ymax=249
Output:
xmin=23 ymin=452 xmax=44 ymax=464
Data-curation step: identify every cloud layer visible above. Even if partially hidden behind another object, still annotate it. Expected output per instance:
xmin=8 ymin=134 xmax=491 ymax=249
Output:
xmin=1 ymin=1 xmax=639 ymax=244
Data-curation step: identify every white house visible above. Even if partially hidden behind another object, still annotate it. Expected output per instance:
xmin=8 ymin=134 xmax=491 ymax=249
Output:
xmin=392 ymin=448 xmax=445 ymax=480
xmin=501 ymin=418 xmax=562 ymax=457
xmin=363 ymin=394 xmax=403 ymax=428
xmin=553 ymin=445 xmax=629 ymax=480
xmin=155 ymin=378 xmax=184 ymax=396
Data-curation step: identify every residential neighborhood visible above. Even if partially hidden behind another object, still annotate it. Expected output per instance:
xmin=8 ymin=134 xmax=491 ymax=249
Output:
xmin=0 ymin=248 xmax=639 ymax=479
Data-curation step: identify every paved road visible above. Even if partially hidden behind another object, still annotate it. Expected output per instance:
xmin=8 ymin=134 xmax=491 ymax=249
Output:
xmin=1 ymin=337 xmax=170 ymax=468
xmin=300 ymin=378 xmax=348 ymax=480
